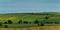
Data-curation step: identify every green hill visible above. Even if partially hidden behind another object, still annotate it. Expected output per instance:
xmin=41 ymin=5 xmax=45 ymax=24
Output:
xmin=0 ymin=12 xmax=60 ymax=28
xmin=0 ymin=12 xmax=60 ymax=22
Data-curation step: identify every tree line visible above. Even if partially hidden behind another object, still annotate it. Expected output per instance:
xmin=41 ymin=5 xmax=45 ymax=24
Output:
xmin=0 ymin=19 xmax=59 ymax=27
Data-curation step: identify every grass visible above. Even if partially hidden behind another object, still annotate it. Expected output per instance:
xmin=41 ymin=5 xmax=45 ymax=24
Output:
xmin=1 ymin=26 xmax=60 ymax=30
xmin=0 ymin=12 xmax=60 ymax=28
xmin=3 ymin=24 xmax=37 ymax=28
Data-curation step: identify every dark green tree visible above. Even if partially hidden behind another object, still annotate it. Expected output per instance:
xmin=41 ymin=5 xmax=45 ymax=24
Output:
xmin=34 ymin=20 xmax=40 ymax=26
xmin=23 ymin=21 xmax=28 ymax=24
xmin=45 ymin=13 xmax=49 ymax=19
xmin=0 ymin=22 xmax=3 ymax=26
xmin=18 ymin=20 xmax=22 ymax=24
xmin=46 ymin=22 xmax=53 ymax=24
xmin=4 ymin=22 xmax=8 ymax=24
xmin=45 ymin=16 xmax=49 ymax=19
xmin=5 ymin=25 xmax=8 ymax=28
xmin=40 ymin=23 xmax=44 ymax=26
xmin=34 ymin=20 xmax=39 ymax=24
xmin=7 ymin=20 xmax=12 ymax=24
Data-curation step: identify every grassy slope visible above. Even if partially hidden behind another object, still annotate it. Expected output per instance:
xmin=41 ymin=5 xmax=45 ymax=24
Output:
xmin=0 ymin=13 xmax=46 ymax=23
xmin=0 ymin=12 xmax=60 ymax=22
xmin=0 ymin=12 xmax=60 ymax=28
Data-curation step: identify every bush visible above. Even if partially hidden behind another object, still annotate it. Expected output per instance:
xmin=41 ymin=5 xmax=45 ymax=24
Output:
xmin=0 ymin=22 xmax=3 ymax=26
xmin=45 ymin=22 xmax=53 ymax=24
xmin=40 ymin=23 xmax=44 ymax=26
xmin=34 ymin=20 xmax=39 ymax=24
xmin=18 ymin=20 xmax=22 ymax=24
xmin=45 ymin=17 xmax=49 ymax=19
xmin=23 ymin=21 xmax=28 ymax=24
xmin=5 ymin=25 xmax=8 ymax=28
xmin=0 ymin=23 xmax=2 ymax=26
xmin=4 ymin=22 xmax=7 ymax=24
xmin=7 ymin=20 xmax=12 ymax=24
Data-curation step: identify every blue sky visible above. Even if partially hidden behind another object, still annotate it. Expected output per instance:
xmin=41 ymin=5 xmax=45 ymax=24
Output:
xmin=0 ymin=0 xmax=60 ymax=13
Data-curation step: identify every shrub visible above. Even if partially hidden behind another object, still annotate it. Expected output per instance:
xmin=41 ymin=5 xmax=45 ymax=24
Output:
xmin=0 ymin=23 xmax=2 ymax=26
xmin=0 ymin=22 xmax=3 ymax=26
xmin=45 ymin=22 xmax=53 ymax=24
xmin=40 ymin=23 xmax=44 ymax=26
xmin=18 ymin=20 xmax=22 ymax=24
xmin=4 ymin=22 xmax=7 ymax=24
xmin=34 ymin=20 xmax=39 ymax=24
xmin=45 ymin=16 xmax=49 ymax=19
xmin=5 ymin=25 xmax=8 ymax=28
xmin=7 ymin=20 xmax=12 ymax=24
xmin=23 ymin=21 xmax=28 ymax=24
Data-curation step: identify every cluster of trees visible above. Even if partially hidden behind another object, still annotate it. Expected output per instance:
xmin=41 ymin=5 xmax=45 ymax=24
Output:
xmin=2 ymin=19 xmax=59 ymax=26
xmin=0 ymin=19 xmax=45 ymax=28
xmin=0 ymin=19 xmax=59 ymax=28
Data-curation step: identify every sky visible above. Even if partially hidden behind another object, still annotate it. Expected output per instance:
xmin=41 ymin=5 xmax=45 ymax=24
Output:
xmin=0 ymin=0 xmax=60 ymax=13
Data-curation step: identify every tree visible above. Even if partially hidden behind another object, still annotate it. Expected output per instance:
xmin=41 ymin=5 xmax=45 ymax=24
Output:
xmin=18 ymin=20 xmax=22 ymax=24
xmin=45 ymin=16 xmax=49 ymax=19
xmin=4 ymin=22 xmax=8 ymax=24
xmin=5 ymin=25 xmax=8 ymax=28
xmin=46 ymin=13 xmax=49 ymax=15
xmin=23 ymin=21 xmax=28 ymax=24
xmin=46 ymin=22 xmax=53 ymax=24
xmin=40 ymin=23 xmax=44 ymax=26
xmin=0 ymin=24 xmax=2 ymax=26
xmin=34 ymin=20 xmax=40 ymax=26
xmin=0 ymin=22 xmax=3 ymax=26
xmin=34 ymin=20 xmax=39 ymax=24
xmin=7 ymin=20 xmax=12 ymax=24
xmin=0 ymin=23 xmax=2 ymax=26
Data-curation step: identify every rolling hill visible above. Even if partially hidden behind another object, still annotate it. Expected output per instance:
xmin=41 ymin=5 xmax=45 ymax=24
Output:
xmin=0 ymin=12 xmax=60 ymax=28
xmin=0 ymin=12 xmax=60 ymax=22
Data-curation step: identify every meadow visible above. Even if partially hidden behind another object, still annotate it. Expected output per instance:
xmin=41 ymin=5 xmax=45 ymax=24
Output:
xmin=0 ymin=12 xmax=60 ymax=28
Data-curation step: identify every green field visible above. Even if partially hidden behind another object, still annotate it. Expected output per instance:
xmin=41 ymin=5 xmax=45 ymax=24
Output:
xmin=0 ymin=12 xmax=60 ymax=28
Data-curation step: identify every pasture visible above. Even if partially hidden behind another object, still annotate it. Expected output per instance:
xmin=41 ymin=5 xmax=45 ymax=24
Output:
xmin=0 ymin=12 xmax=60 ymax=28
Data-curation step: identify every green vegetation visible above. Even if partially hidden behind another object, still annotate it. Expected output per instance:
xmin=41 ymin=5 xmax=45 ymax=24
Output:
xmin=0 ymin=12 xmax=60 ymax=28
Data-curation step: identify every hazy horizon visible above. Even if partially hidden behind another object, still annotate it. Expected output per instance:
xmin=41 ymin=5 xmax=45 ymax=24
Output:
xmin=0 ymin=0 xmax=60 ymax=13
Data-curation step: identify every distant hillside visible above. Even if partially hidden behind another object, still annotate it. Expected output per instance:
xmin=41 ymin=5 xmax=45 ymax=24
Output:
xmin=0 ymin=12 xmax=60 ymax=22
